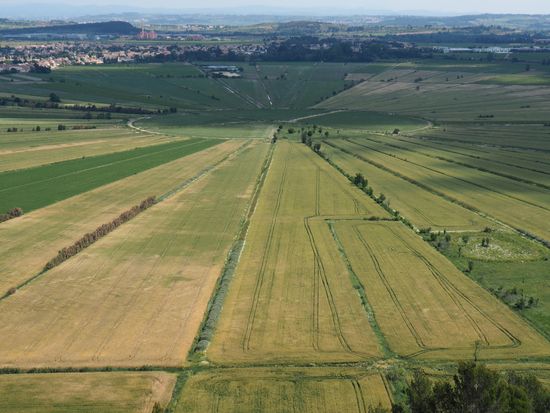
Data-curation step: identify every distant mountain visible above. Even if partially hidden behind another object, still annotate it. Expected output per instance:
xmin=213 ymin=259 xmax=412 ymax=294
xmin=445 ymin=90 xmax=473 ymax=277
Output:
xmin=0 ymin=21 xmax=139 ymax=35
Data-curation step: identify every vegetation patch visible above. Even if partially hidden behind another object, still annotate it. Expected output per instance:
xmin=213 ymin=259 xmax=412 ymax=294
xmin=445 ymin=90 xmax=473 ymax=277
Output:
xmin=0 ymin=138 xmax=219 ymax=212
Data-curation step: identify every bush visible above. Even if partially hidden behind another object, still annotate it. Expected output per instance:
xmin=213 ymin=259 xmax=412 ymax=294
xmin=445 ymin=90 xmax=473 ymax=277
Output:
xmin=0 ymin=207 xmax=24 ymax=223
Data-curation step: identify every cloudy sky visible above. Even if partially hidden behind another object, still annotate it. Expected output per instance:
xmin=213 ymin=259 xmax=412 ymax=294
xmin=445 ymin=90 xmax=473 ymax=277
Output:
xmin=3 ymin=0 xmax=550 ymax=14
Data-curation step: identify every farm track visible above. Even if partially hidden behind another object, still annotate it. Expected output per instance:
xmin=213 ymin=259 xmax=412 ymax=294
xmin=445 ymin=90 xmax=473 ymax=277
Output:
xmin=351 ymin=379 xmax=367 ymax=413
xmin=215 ymin=78 xmax=264 ymax=109
xmin=304 ymin=216 xmax=353 ymax=353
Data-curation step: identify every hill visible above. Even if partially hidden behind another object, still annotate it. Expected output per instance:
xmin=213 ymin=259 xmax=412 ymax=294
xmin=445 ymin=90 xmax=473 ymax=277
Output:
xmin=0 ymin=20 xmax=138 ymax=36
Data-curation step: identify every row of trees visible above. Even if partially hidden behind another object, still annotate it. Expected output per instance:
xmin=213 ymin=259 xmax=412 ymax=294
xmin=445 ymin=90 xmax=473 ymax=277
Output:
xmin=0 ymin=207 xmax=23 ymax=223
xmin=43 ymin=197 xmax=156 ymax=272
xmin=0 ymin=95 xmax=174 ymax=115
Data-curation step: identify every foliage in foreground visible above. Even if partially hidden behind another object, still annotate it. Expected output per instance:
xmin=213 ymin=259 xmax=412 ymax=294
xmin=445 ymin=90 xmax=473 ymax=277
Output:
xmin=406 ymin=362 xmax=549 ymax=413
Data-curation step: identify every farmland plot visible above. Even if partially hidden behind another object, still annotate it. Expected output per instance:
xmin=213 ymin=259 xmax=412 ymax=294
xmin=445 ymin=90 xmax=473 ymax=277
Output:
xmin=318 ymin=73 xmax=550 ymax=122
xmin=0 ymin=141 xmax=268 ymax=368
xmin=417 ymin=124 xmax=550 ymax=153
xmin=334 ymin=220 xmax=550 ymax=360
xmin=322 ymin=142 xmax=492 ymax=231
xmin=0 ymin=137 xmax=220 ymax=212
xmin=0 ymin=140 xmax=242 ymax=305
xmin=395 ymin=134 xmax=550 ymax=178
xmin=370 ymin=134 xmax=550 ymax=189
xmin=333 ymin=139 xmax=550 ymax=242
xmin=176 ymin=368 xmax=391 ymax=413
xmin=0 ymin=129 xmax=178 ymax=172
xmin=0 ymin=372 xmax=175 ymax=413
xmin=346 ymin=135 xmax=550 ymax=214
xmin=208 ymin=141 xmax=388 ymax=364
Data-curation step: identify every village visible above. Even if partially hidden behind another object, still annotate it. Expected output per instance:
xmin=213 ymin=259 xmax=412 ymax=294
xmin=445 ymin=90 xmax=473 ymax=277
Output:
xmin=0 ymin=39 xmax=267 ymax=73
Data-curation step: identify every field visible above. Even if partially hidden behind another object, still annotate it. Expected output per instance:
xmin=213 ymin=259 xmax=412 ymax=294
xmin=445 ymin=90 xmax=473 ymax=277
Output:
xmin=321 ymin=142 xmax=492 ymax=231
xmin=1 ymin=56 xmax=550 ymax=412
xmin=0 ymin=128 xmax=179 ymax=172
xmin=0 ymin=140 xmax=242 ymax=299
xmin=318 ymin=65 xmax=550 ymax=122
xmin=0 ymin=372 xmax=175 ymax=413
xmin=429 ymin=229 xmax=550 ymax=339
xmin=208 ymin=140 xmax=387 ymax=363
xmin=175 ymin=368 xmax=392 ymax=413
xmin=324 ymin=137 xmax=550 ymax=243
xmin=0 ymin=138 xmax=221 ymax=212
xmin=0 ymin=141 xmax=267 ymax=368
xmin=334 ymin=221 xmax=549 ymax=360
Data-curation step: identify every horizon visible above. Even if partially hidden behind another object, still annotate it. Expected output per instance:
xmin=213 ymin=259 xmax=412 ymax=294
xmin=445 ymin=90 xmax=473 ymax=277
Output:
xmin=2 ymin=1 xmax=550 ymax=18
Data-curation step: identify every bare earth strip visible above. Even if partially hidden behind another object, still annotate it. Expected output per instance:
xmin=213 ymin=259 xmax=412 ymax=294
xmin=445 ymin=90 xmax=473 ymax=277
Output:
xmin=0 ymin=141 xmax=268 ymax=368
xmin=208 ymin=141 xmax=387 ymax=364
xmin=0 ymin=140 xmax=241 ymax=298
xmin=175 ymin=368 xmax=391 ymax=413
xmin=0 ymin=371 xmax=176 ymax=413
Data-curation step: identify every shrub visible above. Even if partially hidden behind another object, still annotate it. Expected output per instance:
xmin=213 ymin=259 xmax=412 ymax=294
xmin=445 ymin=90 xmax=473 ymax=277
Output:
xmin=0 ymin=207 xmax=24 ymax=223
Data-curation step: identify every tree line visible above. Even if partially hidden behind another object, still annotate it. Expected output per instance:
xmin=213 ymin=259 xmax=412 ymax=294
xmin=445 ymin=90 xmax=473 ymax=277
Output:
xmin=0 ymin=207 xmax=23 ymax=224
xmin=0 ymin=95 xmax=176 ymax=115
xmin=404 ymin=362 xmax=549 ymax=413
xmin=43 ymin=196 xmax=156 ymax=272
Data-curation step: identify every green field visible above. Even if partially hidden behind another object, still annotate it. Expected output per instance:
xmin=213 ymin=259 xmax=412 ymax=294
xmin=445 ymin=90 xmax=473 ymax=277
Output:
xmin=318 ymin=65 xmax=550 ymax=122
xmin=0 ymin=138 xmax=219 ymax=212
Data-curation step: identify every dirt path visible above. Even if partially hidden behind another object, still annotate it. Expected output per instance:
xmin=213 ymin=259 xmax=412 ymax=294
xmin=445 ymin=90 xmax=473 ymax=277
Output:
xmin=127 ymin=117 xmax=163 ymax=135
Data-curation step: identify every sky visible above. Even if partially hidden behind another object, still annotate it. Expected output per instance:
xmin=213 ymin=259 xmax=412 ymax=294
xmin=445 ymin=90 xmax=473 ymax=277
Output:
xmin=3 ymin=0 xmax=550 ymax=15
